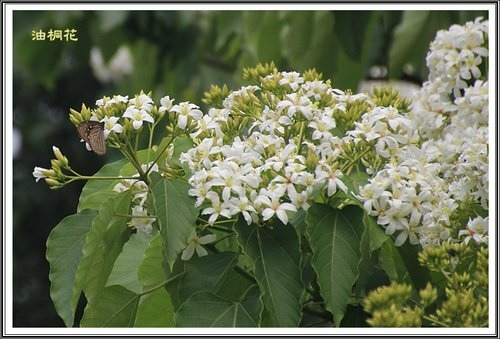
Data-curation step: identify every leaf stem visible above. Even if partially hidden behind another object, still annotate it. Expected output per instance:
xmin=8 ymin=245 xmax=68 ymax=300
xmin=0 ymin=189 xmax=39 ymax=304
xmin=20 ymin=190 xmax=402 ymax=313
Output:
xmin=233 ymin=264 xmax=256 ymax=284
xmin=139 ymin=272 xmax=185 ymax=297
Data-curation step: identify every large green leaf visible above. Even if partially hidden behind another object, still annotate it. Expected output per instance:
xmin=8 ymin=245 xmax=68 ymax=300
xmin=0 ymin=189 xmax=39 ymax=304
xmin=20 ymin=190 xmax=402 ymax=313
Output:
xmin=74 ymin=191 xmax=132 ymax=323
xmin=168 ymin=252 xmax=238 ymax=308
xmin=137 ymin=231 xmax=167 ymax=290
xmin=134 ymin=288 xmax=175 ymax=327
xmin=306 ymin=204 xmax=364 ymax=326
xmin=106 ymin=232 xmax=153 ymax=294
xmin=45 ymin=209 xmax=97 ymax=327
xmin=80 ymin=285 xmax=139 ymax=327
xmin=235 ymin=219 xmax=303 ymax=327
xmin=176 ymin=286 xmax=261 ymax=327
xmin=149 ymin=174 xmax=198 ymax=270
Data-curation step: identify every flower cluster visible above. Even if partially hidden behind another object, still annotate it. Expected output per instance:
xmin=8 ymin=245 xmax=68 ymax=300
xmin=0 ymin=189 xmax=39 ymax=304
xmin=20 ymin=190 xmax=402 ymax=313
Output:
xmin=181 ymin=69 xmax=414 ymax=227
xmin=358 ymin=18 xmax=489 ymax=247
xmin=32 ymin=146 xmax=70 ymax=189
xmin=426 ymin=17 xmax=488 ymax=98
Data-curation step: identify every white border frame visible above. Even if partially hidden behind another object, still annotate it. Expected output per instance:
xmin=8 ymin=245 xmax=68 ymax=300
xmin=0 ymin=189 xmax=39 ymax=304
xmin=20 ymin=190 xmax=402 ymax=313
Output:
xmin=3 ymin=2 xmax=498 ymax=336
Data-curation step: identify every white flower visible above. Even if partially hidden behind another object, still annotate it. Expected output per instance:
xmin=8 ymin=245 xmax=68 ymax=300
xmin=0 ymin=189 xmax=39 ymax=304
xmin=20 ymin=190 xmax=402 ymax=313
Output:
xmin=128 ymin=205 xmax=155 ymax=235
xmin=96 ymin=95 xmax=129 ymax=107
xmin=256 ymin=194 xmax=297 ymax=225
xmin=170 ymin=101 xmax=203 ymax=129
xmin=101 ymin=116 xmax=123 ymax=138
xmin=288 ymin=185 xmax=311 ymax=210
xmin=181 ymin=231 xmax=217 ymax=261
xmin=377 ymin=200 xmax=412 ymax=235
xmin=276 ymin=93 xmax=314 ymax=120
xmin=113 ymin=178 xmax=148 ymax=193
xmin=308 ymin=113 xmax=336 ymax=140
xmin=33 ymin=166 xmax=53 ymax=182
xmin=459 ymin=216 xmax=488 ymax=245
xmin=190 ymin=114 xmax=221 ymax=139
xmin=208 ymin=162 xmax=246 ymax=201
xmin=315 ymin=164 xmax=348 ymax=197
xmin=279 ymin=71 xmax=304 ymax=91
xmin=302 ymin=80 xmax=329 ymax=100
xmin=201 ymin=195 xmax=232 ymax=225
xmin=123 ymin=105 xmax=154 ymax=129
xmin=159 ymin=96 xmax=174 ymax=113
xmin=228 ymin=196 xmax=256 ymax=225
xmin=129 ymin=93 xmax=154 ymax=112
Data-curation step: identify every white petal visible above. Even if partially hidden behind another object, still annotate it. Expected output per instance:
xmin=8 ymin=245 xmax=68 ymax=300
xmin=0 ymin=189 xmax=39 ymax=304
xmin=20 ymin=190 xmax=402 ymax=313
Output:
xmin=198 ymin=234 xmax=216 ymax=244
xmin=195 ymin=244 xmax=208 ymax=257
xmin=181 ymin=245 xmax=195 ymax=261
xmin=262 ymin=208 xmax=275 ymax=221
xmin=276 ymin=209 xmax=289 ymax=225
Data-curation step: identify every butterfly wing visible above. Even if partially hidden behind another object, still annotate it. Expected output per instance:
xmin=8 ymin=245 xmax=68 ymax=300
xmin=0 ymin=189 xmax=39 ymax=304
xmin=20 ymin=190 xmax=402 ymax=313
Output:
xmin=77 ymin=121 xmax=106 ymax=155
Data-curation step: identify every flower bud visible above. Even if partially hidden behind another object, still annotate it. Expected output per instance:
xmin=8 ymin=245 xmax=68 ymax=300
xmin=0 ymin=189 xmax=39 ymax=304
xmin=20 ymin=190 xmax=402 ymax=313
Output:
xmin=69 ymin=108 xmax=83 ymax=125
xmin=44 ymin=178 xmax=61 ymax=188
xmin=50 ymin=159 xmax=62 ymax=172
xmin=419 ymin=283 xmax=438 ymax=306
xmin=52 ymin=146 xmax=69 ymax=166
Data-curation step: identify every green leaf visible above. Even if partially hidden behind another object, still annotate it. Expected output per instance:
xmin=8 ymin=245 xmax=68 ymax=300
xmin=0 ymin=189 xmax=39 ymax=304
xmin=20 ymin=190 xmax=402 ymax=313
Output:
xmin=168 ymin=252 xmax=238 ymax=307
xmin=281 ymin=12 xmax=336 ymax=78
xmin=242 ymin=12 xmax=282 ymax=64
xmin=74 ymin=191 xmax=132 ymax=318
xmin=364 ymin=213 xmax=388 ymax=251
xmin=340 ymin=304 xmax=369 ymax=327
xmin=343 ymin=169 xmax=369 ymax=198
xmin=80 ymin=285 xmax=139 ymax=327
xmin=78 ymin=151 xmax=155 ymax=212
xmin=77 ymin=158 xmax=127 ymax=211
xmin=149 ymin=174 xmax=198 ymax=270
xmin=176 ymin=286 xmax=261 ymax=327
xmin=138 ymin=232 xmax=167 ymax=290
xmin=354 ymin=215 xmax=376 ymax=296
xmin=215 ymin=12 xmax=243 ymax=51
xmin=214 ymin=265 xmax=256 ymax=302
xmin=306 ymin=204 xmax=364 ymax=326
xmin=396 ymin=241 xmax=431 ymax=291
xmin=46 ymin=209 xmax=97 ymax=327
xmin=235 ymin=219 xmax=303 ymax=327
xmin=135 ymin=288 xmax=175 ymax=327
xmin=126 ymin=40 xmax=158 ymax=93
xmin=379 ymin=239 xmax=411 ymax=284
xmin=106 ymin=232 xmax=153 ymax=294
xmin=333 ymin=11 xmax=373 ymax=62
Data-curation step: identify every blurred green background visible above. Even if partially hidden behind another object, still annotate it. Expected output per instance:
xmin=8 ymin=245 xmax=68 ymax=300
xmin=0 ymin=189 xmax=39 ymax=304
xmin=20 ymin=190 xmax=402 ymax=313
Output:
xmin=12 ymin=10 xmax=486 ymax=327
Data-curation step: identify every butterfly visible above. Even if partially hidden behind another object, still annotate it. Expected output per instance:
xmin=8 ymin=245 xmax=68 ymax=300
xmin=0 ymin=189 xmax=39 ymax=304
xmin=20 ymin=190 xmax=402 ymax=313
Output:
xmin=77 ymin=121 xmax=106 ymax=155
